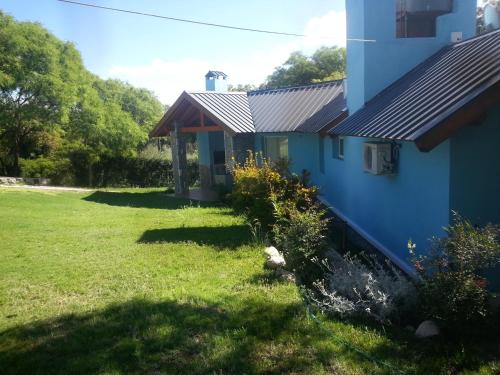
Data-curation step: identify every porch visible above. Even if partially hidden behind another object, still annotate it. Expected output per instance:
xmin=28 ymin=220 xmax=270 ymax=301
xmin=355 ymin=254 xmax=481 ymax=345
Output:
xmin=150 ymin=91 xmax=255 ymax=196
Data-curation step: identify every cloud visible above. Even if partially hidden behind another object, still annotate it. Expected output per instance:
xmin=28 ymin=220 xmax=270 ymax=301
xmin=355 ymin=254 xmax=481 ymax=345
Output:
xmin=302 ymin=10 xmax=347 ymax=49
xmin=107 ymin=10 xmax=346 ymax=105
xmin=109 ymin=59 xmax=211 ymax=104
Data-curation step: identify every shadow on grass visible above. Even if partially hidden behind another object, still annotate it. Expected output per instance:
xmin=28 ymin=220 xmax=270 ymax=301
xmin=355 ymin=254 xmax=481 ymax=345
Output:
xmin=1 ymin=297 xmax=497 ymax=374
xmin=0 ymin=298 xmax=325 ymax=375
xmin=138 ymin=225 xmax=251 ymax=249
xmin=246 ymin=270 xmax=285 ymax=286
xmin=83 ymin=191 xmax=220 ymax=210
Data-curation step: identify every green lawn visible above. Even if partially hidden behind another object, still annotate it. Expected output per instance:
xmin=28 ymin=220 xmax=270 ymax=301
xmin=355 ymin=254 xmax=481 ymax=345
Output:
xmin=0 ymin=188 xmax=498 ymax=374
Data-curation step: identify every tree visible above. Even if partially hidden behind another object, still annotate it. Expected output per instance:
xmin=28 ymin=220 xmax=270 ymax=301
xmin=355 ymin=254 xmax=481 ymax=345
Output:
xmin=0 ymin=12 xmax=83 ymax=175
xmin=264 ymin=46 xmax=346 ymax=89
xmin=228 ymin=83 xmax=258 ymax=92
xmin=0 ymin=11 xmax=165 ymax=183
xmin=477 ymin=1 xmax=500 ymax=34
xmin=93 ymin=79 xmax=165 ymax=134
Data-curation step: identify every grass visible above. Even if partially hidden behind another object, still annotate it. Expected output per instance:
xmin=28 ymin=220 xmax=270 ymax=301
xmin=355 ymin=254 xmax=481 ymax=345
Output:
xmin=0 ymin=188 xmax=498 ymax=374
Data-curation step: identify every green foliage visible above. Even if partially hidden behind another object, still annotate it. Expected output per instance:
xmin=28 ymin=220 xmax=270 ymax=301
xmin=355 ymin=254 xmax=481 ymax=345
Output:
xmin=264 ymin=46 xmax=346 ymax=88
xmin=0 ymin=11 xmax=82 ymax=175
xmin=410 ymin=214 xmax=500 ymax=332
xmin=227 ymin=83 xmax=258 ymax=92
xmin=272 ymin=200 xmax=329 ymax=287
xmin=231 ymin=153 xmax=317 ymax=231
xmin=0 ymin=11 xmax=165 ymax=181
xmin=91 ymin=156 xmax=198 ymax=188
xmin=19 ymin=157 xmax=74 ymax=185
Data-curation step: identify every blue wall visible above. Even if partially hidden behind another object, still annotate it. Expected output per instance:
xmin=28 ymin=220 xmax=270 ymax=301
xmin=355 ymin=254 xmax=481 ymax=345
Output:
xmin=346 ymin=0 xmax=476 ymax=112
xmin=206 ymin=77 xmax=228 ymax=92
xmin=196 ymin=130 xmax=225 ymax=177
xmin=450 ymin=107 xmax=500 ymax=225
xmin=319 ymin=137 xmax=451 ymax=270
xmin=254 ymin=133 xmax=321 ymax=180
xmin=197 ymin=132 xmax=211 ymax=167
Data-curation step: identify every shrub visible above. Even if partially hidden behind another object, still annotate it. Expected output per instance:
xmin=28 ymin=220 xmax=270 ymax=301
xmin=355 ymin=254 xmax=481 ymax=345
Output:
xmin=410 ymin=214 xmax=500 ymax=332
xmin=20 ymin=157 xmax=74 ymax=185
xmin=310 ymin=252 xmax=417 ymax=323
xmin=272 ymin=199 xmax=329 ymax=287
xmin=231 ymin=153 xmax=316 ymax=231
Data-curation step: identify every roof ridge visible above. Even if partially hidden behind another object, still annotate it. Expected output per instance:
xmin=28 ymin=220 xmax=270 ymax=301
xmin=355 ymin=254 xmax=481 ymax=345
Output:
xmin=248 ymin=79 xmax=344 ymax=96
xmin=187 ymin=91 xmax=247 ymax=95
xmin=453 ymin=28 xmax=500 ymax=47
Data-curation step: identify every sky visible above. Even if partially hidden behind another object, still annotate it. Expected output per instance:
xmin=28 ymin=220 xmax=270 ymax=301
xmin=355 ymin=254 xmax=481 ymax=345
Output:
xmin=0 ymin=0 xmax=349 ymax=105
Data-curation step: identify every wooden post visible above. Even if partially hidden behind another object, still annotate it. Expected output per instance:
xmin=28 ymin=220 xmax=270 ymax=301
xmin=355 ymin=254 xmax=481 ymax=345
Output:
xmin=171 ymin=121 xmax=189 ymax=196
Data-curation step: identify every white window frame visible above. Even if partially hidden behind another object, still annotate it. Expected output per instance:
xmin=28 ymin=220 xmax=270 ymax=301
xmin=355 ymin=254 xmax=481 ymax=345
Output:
xmin=338 ymin=136 xmax=345 ymax=160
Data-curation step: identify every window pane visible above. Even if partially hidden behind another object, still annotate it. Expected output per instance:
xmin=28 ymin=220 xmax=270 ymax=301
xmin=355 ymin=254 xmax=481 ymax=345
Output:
xmin=278 ymin=137 xmax=288 ymax=159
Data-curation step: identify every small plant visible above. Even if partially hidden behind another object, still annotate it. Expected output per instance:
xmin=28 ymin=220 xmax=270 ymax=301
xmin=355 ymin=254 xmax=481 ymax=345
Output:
xmin=409 ymin=213 xmax=500 ymax=332
xmin=310 ymin=252 xmax=417 ymax=323
xmin=231 ymin=152 xmax=316 ymax=231
xmin=272 ymin=199 xmax=329 ymax=287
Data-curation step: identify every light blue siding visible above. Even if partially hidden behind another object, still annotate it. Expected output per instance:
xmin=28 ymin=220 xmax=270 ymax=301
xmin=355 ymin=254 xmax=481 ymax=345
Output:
xmin=319 ymin=137 xmax=451 ymax=266
xmin=450 ymin=107 xmax=500 ymax=225
xmin=346 ymin=0 xmax=476 ymax=112
xmin=197 ymin=132 xmax=211 ymax=167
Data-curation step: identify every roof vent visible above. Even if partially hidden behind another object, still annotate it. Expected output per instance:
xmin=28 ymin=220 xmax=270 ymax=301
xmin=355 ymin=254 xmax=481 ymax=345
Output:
xmin=451 ymin=31 xmax=463 ymax=43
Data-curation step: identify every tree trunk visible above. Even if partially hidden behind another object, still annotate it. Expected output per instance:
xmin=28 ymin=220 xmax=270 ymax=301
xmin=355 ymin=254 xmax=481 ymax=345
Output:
xmin=11 ymin=139 xmax=21 ymax=177
xmin=88 ymin=163 xmax=93 ymax=187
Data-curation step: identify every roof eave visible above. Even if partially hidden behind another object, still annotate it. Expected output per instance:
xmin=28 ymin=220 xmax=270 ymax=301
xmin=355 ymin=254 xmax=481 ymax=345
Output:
xmin=414 ymin=81 xmax=500 ymax=152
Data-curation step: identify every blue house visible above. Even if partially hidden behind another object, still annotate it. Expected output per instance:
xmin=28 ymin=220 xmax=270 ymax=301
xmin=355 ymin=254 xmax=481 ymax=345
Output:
xmin=151 ymin=0 xmax=499 ymax=276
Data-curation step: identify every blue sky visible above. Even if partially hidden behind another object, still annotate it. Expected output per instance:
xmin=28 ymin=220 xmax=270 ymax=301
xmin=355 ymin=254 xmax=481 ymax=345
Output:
xmin=0 ymin=0 xmax=348 ymax=104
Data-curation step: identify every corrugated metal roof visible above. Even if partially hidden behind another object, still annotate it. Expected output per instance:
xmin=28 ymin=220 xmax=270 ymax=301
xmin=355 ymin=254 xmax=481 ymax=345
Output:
xmin=248 ymin=80 xmax=346 ymax=133
xmin=205 ymin=70 xmax=228 ymax=78
xmin=330 ymin=29 xmax=500 ymax=141
xmin=187 ymin=92 xmax=254 ymax=133
xmin=150 ymin=81 xmax=346 ymax=137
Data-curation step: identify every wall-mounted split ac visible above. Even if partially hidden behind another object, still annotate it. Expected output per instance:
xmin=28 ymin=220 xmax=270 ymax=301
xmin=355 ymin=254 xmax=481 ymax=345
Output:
xmin=363 ymin=142 xmax=396 ymax=175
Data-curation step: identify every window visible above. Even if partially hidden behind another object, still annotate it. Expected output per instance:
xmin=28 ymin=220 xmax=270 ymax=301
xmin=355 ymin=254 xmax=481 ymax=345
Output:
xmin=265 ymin=136 xmax=288 ymax=162
xmin=339 ymin=137 xmax=344 ymax=159
xmin=396 ymin=0 xmax=453 ymax=38
xmin=331 ymin=136 xmax=345 ymax=160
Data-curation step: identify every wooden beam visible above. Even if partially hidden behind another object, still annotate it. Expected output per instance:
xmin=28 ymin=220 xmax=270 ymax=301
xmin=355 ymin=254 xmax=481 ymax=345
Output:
xmin=181 ymin=125 xmax=223 ymax=133
xmin=415 ymin=83 xmax=500 ymax=152
xmin=321 ymin=111 xmax=349 ymax=136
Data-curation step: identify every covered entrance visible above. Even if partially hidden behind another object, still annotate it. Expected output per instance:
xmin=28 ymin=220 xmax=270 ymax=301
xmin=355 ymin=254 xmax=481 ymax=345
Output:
xmin=150 ymin=91 xmax=255 ymax=197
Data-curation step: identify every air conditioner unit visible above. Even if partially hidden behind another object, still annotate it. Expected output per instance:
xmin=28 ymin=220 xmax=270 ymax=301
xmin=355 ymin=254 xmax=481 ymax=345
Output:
xmin=363 ymin=142 xmax=395 ymax=175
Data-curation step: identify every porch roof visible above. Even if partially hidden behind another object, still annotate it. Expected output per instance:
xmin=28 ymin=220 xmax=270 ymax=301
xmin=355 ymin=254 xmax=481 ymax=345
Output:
xmin=150 ymin=91 xmax=254 ymax=137
xmin=330 ymin=29 xmax=500 ymax=151
xmin=150 ymin=80 xmax=347 ymax=137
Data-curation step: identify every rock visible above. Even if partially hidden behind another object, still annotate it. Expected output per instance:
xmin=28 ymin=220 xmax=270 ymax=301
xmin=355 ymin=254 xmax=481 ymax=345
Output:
xmin=275 ymin=269 xmax=296 ymax=283
xmin=265 ymin=254 xmax=286 ymax=269
xmin=264 ymin=246 xmax=286 ymax=269
xmin=264 ymin=246 xmax=280 ymax=258
xmin=415 ymin=320 xmax=440 ymax=338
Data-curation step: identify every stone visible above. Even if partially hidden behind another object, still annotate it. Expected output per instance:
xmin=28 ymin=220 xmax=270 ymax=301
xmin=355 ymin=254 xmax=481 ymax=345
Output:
xmin=264 ymin=246 xmax=286 ymax=269
xmin=264 ymin=246 xmax=280 ymax=258
xmin=415 ymin=320 xmax=440 ymax=338
xmin=275 ymin=269 xmax=296 ymax=283
xmin=265 ymin=254 xmax=286 ymax=269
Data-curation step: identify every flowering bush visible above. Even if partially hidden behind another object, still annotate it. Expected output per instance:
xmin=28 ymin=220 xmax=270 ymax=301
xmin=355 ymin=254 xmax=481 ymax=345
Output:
xmin=409 ymin=214 xmax=500 ymax=331
xmin=231 ymin=152 xmax=316 ymax=231
xmin=272 ymin=199 xmax=329 ymax=287
xmin=310 ymin=252 xmax=417 ymax=323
